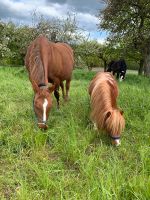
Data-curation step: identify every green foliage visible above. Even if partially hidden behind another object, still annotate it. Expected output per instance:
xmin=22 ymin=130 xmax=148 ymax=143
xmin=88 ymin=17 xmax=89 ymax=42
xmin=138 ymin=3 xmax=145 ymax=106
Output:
xmin=74 ymin=40 xmax=105 ymax=69
xmin=0 ymin=13 xmax=85 ymax=67
xmin=33 ymin=12 xmax=84 ymax=44
xmin=0 ymin=67 xmax=150 ymax=199
xmin=99 ymin=0 xmax=150 ymax=46
xmin=98 ymin=0 xmax=150 ymax=75
xmin=0 ymin=21 xmax=35 ymax=66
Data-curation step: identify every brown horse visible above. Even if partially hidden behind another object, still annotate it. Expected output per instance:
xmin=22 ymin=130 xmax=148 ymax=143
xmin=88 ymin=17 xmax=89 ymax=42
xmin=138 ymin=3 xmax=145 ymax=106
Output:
xmin=25 ymin=35 xmax=74 ymax=129
xmin=89 ymin=72 xmax=125 ymax=146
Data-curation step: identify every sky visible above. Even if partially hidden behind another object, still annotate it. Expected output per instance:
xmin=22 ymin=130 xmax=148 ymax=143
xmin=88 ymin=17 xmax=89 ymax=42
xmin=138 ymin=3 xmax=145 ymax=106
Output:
xmin=0 ymin=0 xmax=107 ymax=43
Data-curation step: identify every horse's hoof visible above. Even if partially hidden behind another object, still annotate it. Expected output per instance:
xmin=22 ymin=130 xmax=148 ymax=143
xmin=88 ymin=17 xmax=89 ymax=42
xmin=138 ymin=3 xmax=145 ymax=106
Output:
xmin=64 ymin=97 xmax=70 ymax=102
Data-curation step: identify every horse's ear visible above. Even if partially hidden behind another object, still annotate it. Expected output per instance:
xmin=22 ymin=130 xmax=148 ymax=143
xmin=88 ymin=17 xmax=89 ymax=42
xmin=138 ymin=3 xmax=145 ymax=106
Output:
xmin=47 ymin=83 xmax=55 ymax=93
xmin=106 ymin=111 xmax=111 ymax=119
xmin=31 ymin=79 xmax=40 ymax=93
xmin=105 ymin=111 xmax=112 ymax=121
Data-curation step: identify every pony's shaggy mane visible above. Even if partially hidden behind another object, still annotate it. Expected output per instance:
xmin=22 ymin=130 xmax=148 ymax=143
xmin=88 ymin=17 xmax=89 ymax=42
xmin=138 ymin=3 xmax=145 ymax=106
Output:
xmin=89 ymin=72 xmax=125 ymax=137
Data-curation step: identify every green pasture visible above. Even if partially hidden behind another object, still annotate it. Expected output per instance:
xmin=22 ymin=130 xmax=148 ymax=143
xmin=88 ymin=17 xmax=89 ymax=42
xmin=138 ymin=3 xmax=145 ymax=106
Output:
xmin=0 ymin=67 xmax=150 ymax=200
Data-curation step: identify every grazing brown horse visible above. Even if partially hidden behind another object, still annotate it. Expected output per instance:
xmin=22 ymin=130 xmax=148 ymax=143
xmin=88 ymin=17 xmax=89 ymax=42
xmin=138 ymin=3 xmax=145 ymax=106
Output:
xmin=89 ymin=72 xmax=125 ymax=146
xmin=25 ymin=35 xmax=74 ymax=129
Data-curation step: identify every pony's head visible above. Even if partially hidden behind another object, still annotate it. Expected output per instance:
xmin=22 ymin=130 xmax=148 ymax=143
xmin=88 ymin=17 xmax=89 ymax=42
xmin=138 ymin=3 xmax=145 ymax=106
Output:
xmin=32 ymin=81 xmax=54 ymax=130
xmin=104 ymin=109 xmax=125 ymax=146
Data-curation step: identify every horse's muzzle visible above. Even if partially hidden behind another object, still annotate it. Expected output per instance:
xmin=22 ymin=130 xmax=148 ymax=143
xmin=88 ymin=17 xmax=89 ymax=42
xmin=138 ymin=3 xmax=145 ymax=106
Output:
xmin=111 ymin=138 xmax=121 ymax=146
xmin=38 ymin=122 xmax=48 ymax=130
xmin=111 ymin=136 xmax=121 ymax=146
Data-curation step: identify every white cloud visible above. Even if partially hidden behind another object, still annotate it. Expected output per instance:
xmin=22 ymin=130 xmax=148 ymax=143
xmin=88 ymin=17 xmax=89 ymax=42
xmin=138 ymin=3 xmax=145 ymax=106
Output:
xmin=97 ymin=38 xmax=106 ymax=44
xmin=0 ymin=0 xmax=107 ymax=40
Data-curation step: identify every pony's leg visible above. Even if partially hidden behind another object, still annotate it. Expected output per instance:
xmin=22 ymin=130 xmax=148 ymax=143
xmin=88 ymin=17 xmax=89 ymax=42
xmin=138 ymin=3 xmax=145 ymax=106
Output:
xmin=54 ymin=87 xmax=60 ymax=109
xmin=60 ymin=81 xmax=65 ymax=99
xmin=113 ymin=71 xmax=115 ymax=75
xmin=116 ymin=73 xmax=119 ymax=79
xmin=65 ymin=79 xmax=71 ymax=101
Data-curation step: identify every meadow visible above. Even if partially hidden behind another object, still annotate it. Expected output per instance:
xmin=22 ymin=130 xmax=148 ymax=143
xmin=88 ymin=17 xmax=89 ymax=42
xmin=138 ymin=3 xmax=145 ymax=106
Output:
xmin=0 ymin=67 xmax=150 ymax=200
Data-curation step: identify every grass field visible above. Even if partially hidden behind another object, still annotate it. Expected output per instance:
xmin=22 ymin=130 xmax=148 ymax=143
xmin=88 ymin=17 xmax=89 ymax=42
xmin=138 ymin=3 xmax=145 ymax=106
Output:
xmin=0 ymin=67 xmax=150 ymax=200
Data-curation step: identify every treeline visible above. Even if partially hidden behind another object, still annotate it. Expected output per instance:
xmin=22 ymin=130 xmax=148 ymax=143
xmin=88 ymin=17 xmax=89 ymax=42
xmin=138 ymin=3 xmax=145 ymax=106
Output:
xmin=98 ymin=0 xmax=150 ymax=76
xmin=0 ymin=13 xmax=141 ymax=72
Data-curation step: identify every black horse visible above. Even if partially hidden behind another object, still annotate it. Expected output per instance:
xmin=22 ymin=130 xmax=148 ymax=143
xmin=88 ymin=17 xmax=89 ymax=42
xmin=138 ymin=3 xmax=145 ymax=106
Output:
xmin=107 ymin=59 xmax=127 ymax=81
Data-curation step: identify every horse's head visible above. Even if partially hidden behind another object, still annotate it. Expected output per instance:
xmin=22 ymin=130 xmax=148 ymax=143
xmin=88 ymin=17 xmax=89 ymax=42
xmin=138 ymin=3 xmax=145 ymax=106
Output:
xmin=104 ymin=109 xmax=125 ymax=146
xmin=32 ymin=81 xmax=54 ymax=130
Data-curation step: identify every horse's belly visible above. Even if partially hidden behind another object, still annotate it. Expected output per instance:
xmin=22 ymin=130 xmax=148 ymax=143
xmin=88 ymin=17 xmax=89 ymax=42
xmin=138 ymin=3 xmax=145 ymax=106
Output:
xmin=48 ymin=64 xmax=72 ymax=82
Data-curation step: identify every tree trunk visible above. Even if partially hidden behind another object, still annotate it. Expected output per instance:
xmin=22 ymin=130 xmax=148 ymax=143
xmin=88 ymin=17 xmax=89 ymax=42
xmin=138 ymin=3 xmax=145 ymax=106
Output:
xmin=138 ymin=59 xmax=144 ymax=75
xmin=143 ymin=43 xmax=150 ymax=76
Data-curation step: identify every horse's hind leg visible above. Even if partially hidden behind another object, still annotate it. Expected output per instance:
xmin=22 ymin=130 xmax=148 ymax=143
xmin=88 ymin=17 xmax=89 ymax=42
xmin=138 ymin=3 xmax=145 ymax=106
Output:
xmin=65 ymin=80 xmax=71 ymax=101
xmin=60 ymin=81 xmax=65 ymax=99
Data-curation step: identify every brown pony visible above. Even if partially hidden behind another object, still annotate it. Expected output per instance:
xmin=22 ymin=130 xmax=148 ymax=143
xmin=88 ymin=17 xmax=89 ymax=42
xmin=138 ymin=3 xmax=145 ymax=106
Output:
xmin=25 ymin=35 xmax=74 ymax=129
xmin=89 ymin=72 xmax=125 ymax=146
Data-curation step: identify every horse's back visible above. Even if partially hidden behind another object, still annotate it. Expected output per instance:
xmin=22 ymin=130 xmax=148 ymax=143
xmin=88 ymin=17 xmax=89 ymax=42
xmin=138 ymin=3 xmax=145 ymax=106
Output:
xmin=89 ymin=72 xmax=118 ymax=98
xmin=47 ymin=42 xmax=74 ymax=81
xmin=25 ymin=36 xmax=74 ymax=84
xmin=54 ymin=42 xmax=74 ymax=68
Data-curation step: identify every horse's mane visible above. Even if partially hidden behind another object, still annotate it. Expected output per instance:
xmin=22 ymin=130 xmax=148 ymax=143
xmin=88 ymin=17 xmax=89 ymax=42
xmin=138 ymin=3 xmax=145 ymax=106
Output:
xmin=25 ymin=37 xmax=47 ymax=85
xmin=89 ymin=72 xmax=125 ymax=136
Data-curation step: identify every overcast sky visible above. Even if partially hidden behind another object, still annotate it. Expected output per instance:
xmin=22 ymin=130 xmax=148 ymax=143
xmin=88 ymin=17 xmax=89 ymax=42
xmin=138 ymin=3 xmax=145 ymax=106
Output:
xmin=0 ymin=0 xmax=107 ymax=43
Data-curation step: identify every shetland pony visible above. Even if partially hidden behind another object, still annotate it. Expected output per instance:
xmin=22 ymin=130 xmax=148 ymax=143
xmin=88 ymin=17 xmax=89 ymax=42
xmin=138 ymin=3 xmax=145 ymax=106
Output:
xmin=25 ymin=35 xmax=74 ymax=129
xmin=107 ymin=59 xmax=127 ymax=81
xmin=89 ymin=72 xmax=125 ymax=145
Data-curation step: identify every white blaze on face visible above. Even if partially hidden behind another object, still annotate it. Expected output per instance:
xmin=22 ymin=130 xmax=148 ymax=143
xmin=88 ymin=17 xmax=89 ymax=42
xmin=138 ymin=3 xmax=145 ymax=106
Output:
xmin=43 ymin=98 xmax=48 ymax=122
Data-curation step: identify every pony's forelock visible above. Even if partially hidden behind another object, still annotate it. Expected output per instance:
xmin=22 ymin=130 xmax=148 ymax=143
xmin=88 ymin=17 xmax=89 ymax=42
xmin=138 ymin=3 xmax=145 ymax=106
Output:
xmin=104 ymin=109 xmax=125 ymax=136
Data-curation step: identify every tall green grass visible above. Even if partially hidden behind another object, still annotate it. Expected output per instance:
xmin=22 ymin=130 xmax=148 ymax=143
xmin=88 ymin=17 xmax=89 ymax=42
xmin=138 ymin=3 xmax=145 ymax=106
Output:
xmin=0 ymin=67 xmax=150 ymax=199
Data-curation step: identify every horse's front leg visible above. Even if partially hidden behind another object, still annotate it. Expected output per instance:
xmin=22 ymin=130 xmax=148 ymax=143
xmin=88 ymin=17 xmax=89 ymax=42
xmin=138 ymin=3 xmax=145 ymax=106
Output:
xmin=60 ymin=81 xmax=65 ymax=99
xmin=54 ymin=87 xmax=60 ymax=109
xmin=52 ymin=78 xmax=60 ymax=108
